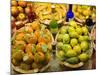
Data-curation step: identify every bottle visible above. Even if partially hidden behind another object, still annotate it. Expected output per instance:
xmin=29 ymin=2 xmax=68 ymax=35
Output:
xmin=66 ymin=4 xmax=74 ymax=22
xmin=49 ymin=19 xmax=58 ymax=34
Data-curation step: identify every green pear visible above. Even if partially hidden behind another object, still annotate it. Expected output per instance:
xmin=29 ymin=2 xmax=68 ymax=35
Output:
xmin=69 ymin=31 xmax=78 ymax=38
xmin=57 ymin=42 xmax=63 ymax=50
xmin=62 ymin=44 xmax=72 ymax=52
xmin=70 ymin=38 xmax=78 ymax=47
xmin=69 ymin=20 xmax=77 ymax=28
xmin=78 ymin=35 xmax=84 ymax=42
xmin=60 ymin=27 xmax=67 ymax=34
xmin=68 ymin=26 xmax=75 ymax=33
xmin=57 ymin=51 xmax=65 ymax=60
xmin=80 ymin=41 xmax=89 ymax=52
xmin=57 ymin=34 xmax=63 ymax=41
xmin=82 ymin=26 xmax=88 ymax=35
xmin=73 ymin=45 xmax=81 ymax=54
xmin=83 ymin=35 xmax=90 ymax=41
xmin=76 ymin=27 xmax=82 ymax=35
xmin=79 ymin=53 xmax=89 ymax=62
xmin=67 ymin=57 xmax=79 ymax=64
xmin=66 ymin=49 xmax=77 ymax=57
xmin=63 ymin=34 xmax=70 ymax=44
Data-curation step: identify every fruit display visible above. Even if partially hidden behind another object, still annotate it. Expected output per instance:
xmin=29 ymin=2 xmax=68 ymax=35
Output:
xmin=34 ymin=2 xmax=68 ymax=24
xmin=11 ymin=1 xmax=96 ymax=74
xmin=11 ymin=20 xmax=54 ymax=73
xmin=73 ymin=5 xmax=96 ymax=22
xmin=56 ymin=20 xmax=93 ymax=68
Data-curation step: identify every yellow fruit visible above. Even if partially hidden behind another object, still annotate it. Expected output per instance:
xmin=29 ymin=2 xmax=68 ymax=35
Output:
xmin=11 ymin=6 xmax=19 ymax=15
xmin=18 ymin=1 xmax=27 ymax=7
xmin=11 ymin=0 xmax=17 ymax=6
xmin=17 ymin=6 xmax=24 ymax=13
xmin=25 ymin=7 xmax=31 ymax=14
xmin=15 ymin=33 xmax=24 ymax=40
xmin=18 ymin=13 xmax=26 ymax=20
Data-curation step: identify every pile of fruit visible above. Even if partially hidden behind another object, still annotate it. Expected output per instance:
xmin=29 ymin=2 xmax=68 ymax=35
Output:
xmin=73 ymin=5 xmax=96 ymax=21
xmin=56 ymin=20 xmax=92 ymax=67
xmin=12 ymin=20 xmax=53 ymax=72
xmin=11 ymin=0 xmax=37 ymax=29
xmin=11 ymin=1 xmax=96 ymax=73
xmin=34 ymin=2 xmax=67 ymax=24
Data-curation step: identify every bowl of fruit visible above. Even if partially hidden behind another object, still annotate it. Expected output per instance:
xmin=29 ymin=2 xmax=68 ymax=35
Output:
xmin=72 ymin=5 xmax=96 ymax=23
xmin=11 ymin=20 xmax=54 ymax=73
xmin=34 ymin=2 xmax=68 ymax=25
xmin=11 ymin=0 xmax=37 ymax=32
xmin=56 ymin=20 xmax=93 ymax=68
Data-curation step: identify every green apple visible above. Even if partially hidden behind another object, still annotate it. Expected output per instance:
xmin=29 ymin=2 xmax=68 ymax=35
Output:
xmin=79 ymin=53 xmax=89 ymax=62
xmin=70 ymin=38 xmax=78 ymax=47
xmin=80 ymin=41 xmax=89 ymax=52
xmin=57 ymin=42 xmax=63 ymax=50
xmin=63 ymin=34 xmax=70 ymax=44
xmin=66 ymin=49 xmax=77 ymax=57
